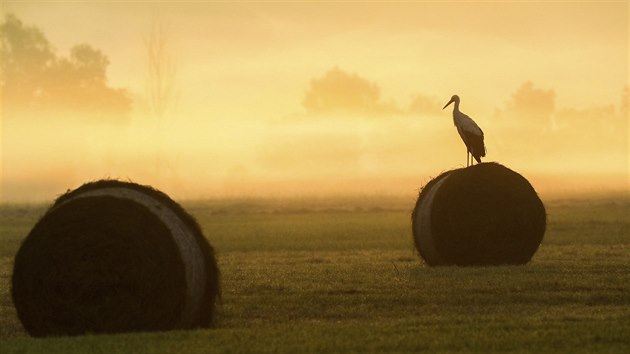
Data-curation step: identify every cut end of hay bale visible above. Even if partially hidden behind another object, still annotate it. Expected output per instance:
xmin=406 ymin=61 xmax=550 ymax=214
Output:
xmin=412 ymin=163 xmax=546 ymax=266
xmin=12 ymin=180 xmax=220 ymax=337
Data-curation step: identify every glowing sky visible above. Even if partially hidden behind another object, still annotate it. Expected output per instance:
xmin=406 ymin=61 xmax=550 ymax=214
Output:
xmin=1 ymin=1 xmax=628 ymax=201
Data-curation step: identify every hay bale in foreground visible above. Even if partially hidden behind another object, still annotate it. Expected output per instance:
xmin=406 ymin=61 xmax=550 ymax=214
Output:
xmin=12 ymin=180 xmax=219 ymax=337
xmin=412 ymin=163 xmax=546 ymax=266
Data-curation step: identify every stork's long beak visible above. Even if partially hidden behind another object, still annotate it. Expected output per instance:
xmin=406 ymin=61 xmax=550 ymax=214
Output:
xmin=442 ymin=99 xmax=454 ymax=110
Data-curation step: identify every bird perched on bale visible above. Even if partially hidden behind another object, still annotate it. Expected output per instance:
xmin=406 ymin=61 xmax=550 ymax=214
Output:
xmin=443 ymin=94 xmax=486 ymax=166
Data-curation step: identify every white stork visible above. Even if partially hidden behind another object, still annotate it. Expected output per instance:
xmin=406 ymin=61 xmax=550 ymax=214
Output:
xmin=443 ymin=94 xmax=486 ymax=167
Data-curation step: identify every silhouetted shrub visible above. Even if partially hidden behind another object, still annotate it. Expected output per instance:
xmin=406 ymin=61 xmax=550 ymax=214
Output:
xmin=12 ymin=180 xmax=219 ymax=337
xmin=412 ymin=163 xmax=546 ymax=266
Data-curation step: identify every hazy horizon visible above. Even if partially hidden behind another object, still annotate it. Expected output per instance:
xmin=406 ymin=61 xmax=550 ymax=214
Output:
xmin=1 ymin=2 xmax=628 ymax=203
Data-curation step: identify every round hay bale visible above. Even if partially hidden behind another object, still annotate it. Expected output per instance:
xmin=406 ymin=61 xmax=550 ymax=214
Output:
xmin=411 ymin=163 xmax=546 ymax=266
xmin=12 ymin=180 xmax=220 ymax=337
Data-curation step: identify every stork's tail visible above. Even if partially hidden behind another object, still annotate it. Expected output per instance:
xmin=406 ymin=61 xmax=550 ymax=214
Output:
xmin=469 ymin=135 xmax=486 ymax=164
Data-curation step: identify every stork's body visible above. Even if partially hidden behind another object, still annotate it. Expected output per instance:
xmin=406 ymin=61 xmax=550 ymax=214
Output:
xmin=443 ymin=95 xmax=486 ymax=166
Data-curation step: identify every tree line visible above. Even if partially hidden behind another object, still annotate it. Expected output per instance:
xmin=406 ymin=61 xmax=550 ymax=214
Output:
xmin=1 ymin=14 xmax=131 ymax=121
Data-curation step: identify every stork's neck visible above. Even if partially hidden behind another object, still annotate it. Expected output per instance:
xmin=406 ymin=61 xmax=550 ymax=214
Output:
xmin=451 ymin=101 xmax=461 ymax=124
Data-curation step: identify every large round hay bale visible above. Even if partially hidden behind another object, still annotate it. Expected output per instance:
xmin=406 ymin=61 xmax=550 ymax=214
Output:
xmin=12 ymin=180 xmax=220 ymax=337
xmin=411 ymin=163 xmax=546 ymax=266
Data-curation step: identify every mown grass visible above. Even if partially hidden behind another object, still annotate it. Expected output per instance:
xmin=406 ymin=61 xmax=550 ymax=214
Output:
xmin=0 ymin=196 xmax=629 ymax=353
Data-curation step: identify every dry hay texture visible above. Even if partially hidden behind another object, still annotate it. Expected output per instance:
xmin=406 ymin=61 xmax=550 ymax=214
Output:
xmin=412 ymin=162 xmax=546 ymax=266
xmin=12 ymin=180 xmax=220 ymax=337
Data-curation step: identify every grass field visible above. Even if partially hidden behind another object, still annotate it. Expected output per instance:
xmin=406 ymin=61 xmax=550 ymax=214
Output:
xmin=0 ymin=195 xmax=629 ymax=353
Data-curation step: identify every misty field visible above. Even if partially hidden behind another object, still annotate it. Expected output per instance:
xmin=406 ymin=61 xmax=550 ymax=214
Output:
xmin=0 ymin=196 xmax=629 ymax=353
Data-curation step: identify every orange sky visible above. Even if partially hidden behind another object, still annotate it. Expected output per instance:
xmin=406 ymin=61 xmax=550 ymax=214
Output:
xmin=1 ymin=1 xmax=628 ymax=202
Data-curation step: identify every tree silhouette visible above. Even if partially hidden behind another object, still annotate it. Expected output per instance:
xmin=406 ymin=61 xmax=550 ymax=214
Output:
xmin=408 ymin=93 xmax=442 ymax=116
xmin=507 ymin=81 xmax=555 ymax=125
xmin=144 ymin=18 xmax=176 ymax=121
xmin=0 ymin=14 xmax=131 ymax=121
xmin=303 ymin=67 xmax=399 ymax=116
xmin=0 ymin=14 xmax=55 ymax=107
